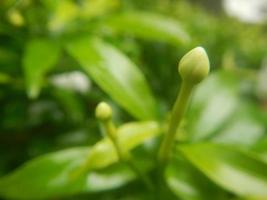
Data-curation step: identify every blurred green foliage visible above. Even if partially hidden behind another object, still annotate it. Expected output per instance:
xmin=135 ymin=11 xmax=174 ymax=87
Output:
xmin=1 ymin=0 xmax=267 ymax=199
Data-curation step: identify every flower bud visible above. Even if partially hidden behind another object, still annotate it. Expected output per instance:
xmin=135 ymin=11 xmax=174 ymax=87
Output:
xmin=179 ymin=47 xmax=210 ymax=85
xmin=95 ymin=102 xmax=112 ymax=121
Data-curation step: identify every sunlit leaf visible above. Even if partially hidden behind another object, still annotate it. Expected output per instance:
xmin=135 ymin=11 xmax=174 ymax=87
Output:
xmin=79 ymin=0 xmax=119 ymax=19
xmin=0 ymin=148 xmax=135 ymax=199
xmin=0 ymin=147 xmax=90 ymax=199
xmin=82 ymin=121 xmax=160 ymax=170
xmin=105 ymin=12 xmax=190 ymax=45
xmin=44 ymin=0 xmax=79 ymax=32
xmin=166 ymin=156 xmax=226 ymax=200
xmin=211 ymin=103 xmax=265 ymax=147
xmin=185 ymin=71 xmax=266 ymax=147
xmin=23 ymin=39 xmax=60 ymax=99
xmin=186 ymin=71 xmax=239 ymax=141
xmin=85 ymin=163 xmax=134 ymax=192
xmin=178 ymin=143 xmax=267 ymax=198
xmin=0 ymin=121 xmax=160 ymax=199
xmin=66 ymin=37 xmax=158 ymax=120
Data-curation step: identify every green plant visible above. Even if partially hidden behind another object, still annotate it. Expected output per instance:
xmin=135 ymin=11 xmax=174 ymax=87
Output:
xmin=1 ymin=1 xmax=267 ymax=200
xmin=0 ymin=0 xmax=190 ymax=184
xmin=158 ymin=47 xmax=209 ymax=165
xmin=1 ymin=45 xmax=267 ymax=200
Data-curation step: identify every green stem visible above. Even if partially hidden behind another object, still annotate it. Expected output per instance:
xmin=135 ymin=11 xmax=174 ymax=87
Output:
xmin=158 ymin=82 xmax=194 ymax=165
xmin=102 ymin=120 xmax=125 ymax=159
xmin=102 ymin=120 xmax=154 ymax=191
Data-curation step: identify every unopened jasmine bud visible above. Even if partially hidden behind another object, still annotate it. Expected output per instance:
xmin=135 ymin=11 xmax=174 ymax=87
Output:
xmin=95 ymin=102 xmax=112 ymax=121
xmin=179 ymin=47 xmax=210 ymax=85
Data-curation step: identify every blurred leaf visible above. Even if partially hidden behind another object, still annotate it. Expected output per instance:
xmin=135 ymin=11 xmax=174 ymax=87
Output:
xmin=105 ymin=12 xmax=190 ymax=45
xmin=66 ymin=37 xmax=158 ymax=120
xmin=186 ymin=71 xmax=239 ymax=141
xmin=166 ymin=156 xmax=226 ymax=200
xmin=256 ymin=60 xmax=267 ymax=99
xmin=79 ymin=0 xmax=119 ymax=19
xmin=7 ymin=8 xmax=25 ymax=27
xmin=251 ymin=138 xmax=267 ymax=163
xmin=0 ymin=47 xmax=18 ymax=66
xmin=178 ymin=143 xmax=267 ymax=198
xmin=186 ymin=71 xmax=266 ymax=148
xmin=0 ymin=72 xmax=12 ymax=84
xmin=82 ymin=120 xmax=160 ymax=170
xmin=45 ymin=0 xmax=78 ymax=33
xmin=85 ymin=163 xmax=134 ymax=192
xmin=52 ymin=88 xmax=85 ymax=123
xmin=0 ymin=147 xmax=90 ymax=199
xmin=23 ymin=38 xmax=60 ymax=99
xmin=0 ymin=148 xmax=134 ymax=199
xmin=211 ymin=103 xmax=265 ymax=147
xmin=0 ymin=121 xmax=160 ymax=199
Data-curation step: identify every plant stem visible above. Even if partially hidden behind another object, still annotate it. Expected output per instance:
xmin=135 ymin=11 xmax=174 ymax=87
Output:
xmin=158 ymin=81 xmax=194 ymax=165
xmin=102 ymin=120 xmax=124 ymax=159
xmin=102 ymin=120 xmax=154 ymax=191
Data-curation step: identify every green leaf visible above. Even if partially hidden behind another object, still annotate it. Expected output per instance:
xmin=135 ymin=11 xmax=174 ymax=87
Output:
xmin=52 ymin=88 xmax=85 ymax=123
xmin=23 ymin=39 xmax=60 ymax=98
xmin=184 ymin=71 xmax=266 ymax=148
xmin=251 ymin=138 xmax=267 ymax=163
xmin=0 ymin=121 xmax=160 ymax=199
xmin=78 ymin=0 xmax=119 ymax=19
xmin=44 ymin=0 xmax=79 ymax=33
xmin=0 ymin=148 xmax=134 ymax=199
xmin=0 ymin=72 xmax=12 ymax=84
xmin=85 ymin=163 xmax=135 ymax=192
xmin=166 ymin=157 xmax=226 ymax=200
xmin=66 ymin=37 xmax=157 ymax=120
xmin=186 ymin=71 xmax=239 ymax=141
xmin=0 ymin=147 xmax=90 ymax=199
xmin=211 ymin=103 xmax=265 ymax=147
xmin=83 ymin=121 xmax=160 ymax=170
xmin=178 ymin=143 xmax=267 ymax=198
xmin=105 ymin=12 xmax=190 ymax=45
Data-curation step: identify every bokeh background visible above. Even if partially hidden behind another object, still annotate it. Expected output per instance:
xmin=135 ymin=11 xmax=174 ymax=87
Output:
xmin=1 ymin=0 xmax=267 ymax=199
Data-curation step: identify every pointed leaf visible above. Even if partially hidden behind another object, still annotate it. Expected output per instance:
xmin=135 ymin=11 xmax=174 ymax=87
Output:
xmin=211 ymin=103 xmax=265 ymax=147
xmin=186 ymin=71 xmax=239 ymax=141
xmin=166 ymin=157 xmax=226 ymax=200
xmin=0 ymin=148 xmax=135 ymax=199
xmin=0 ymin=147 xmax=90 ymax=199
xmin=105 ymin=12 xmax=190 ymax=45
xmin=66 ymin=37 xmax=157 ymax=120
xmin=84 ymin=121 xmax=160 ymax=169
xmin=178 ymin=143 xmax=267 ymax=198
xmin=23 ymin=39 xmax=60 ymax=98
xmin=0 ymin=121 xmax=160 ymax=199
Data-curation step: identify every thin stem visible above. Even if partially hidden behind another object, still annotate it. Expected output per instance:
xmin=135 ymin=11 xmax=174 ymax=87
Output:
xmin=102 ymin=120 xmax=124 ymax=159
xmin=102 ymin=120 xmax=154 ymax=191
xmin=158 ymin=81 xmax=194 ymax=165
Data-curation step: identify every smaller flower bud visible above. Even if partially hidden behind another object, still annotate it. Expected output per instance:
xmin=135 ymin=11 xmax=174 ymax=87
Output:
xmin=95 ymin=102 xmax=112 ymax=121
xmin=179 ymin=47 xmax=210 ymax=85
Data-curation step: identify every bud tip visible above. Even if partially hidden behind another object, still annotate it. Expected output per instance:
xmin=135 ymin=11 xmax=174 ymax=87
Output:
xmin=178 ymin=46 xmax=210 ymax=84
xmin=95 ymin=102 xmax=112 ymax=121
